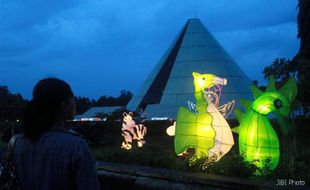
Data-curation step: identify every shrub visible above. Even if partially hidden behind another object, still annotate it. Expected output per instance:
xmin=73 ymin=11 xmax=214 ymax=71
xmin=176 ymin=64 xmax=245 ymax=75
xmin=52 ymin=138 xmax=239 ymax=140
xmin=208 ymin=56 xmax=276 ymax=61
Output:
xmin=189 ymin=153 xmax=259 ymax=178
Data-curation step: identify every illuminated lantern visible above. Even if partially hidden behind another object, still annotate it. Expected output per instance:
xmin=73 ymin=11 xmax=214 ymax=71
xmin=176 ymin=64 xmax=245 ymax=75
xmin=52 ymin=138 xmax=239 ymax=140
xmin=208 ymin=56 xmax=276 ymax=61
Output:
xmin=175 ymin=72 xmax=234 ymax=161
xmin=166 ymin=121 xmax=176 ymax=136
xmin=233 ymin=76 xmax=297 ymax=169
xmin=206 ymin=95 xmax=234 ymax=161
xmin=121 ymin=112 xmax=147 ymax=150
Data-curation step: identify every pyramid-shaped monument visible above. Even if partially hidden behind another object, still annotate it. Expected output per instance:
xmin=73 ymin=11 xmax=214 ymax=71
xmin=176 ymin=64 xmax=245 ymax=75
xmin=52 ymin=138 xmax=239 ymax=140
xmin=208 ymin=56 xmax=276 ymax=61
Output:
xmin=127 ymin=18 xmax=252 ymax=119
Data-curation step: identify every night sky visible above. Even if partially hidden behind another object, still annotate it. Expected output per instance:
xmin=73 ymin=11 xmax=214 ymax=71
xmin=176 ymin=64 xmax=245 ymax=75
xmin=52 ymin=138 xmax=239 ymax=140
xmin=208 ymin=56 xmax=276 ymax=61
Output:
xmin=0 ymin=0 xmax=299 ymax=100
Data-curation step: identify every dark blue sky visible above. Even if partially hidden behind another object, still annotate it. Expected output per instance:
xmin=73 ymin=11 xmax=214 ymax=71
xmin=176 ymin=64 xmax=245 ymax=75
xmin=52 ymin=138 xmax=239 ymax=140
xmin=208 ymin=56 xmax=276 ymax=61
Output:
xmin=0 ymin=0 xmax=299 ymax=100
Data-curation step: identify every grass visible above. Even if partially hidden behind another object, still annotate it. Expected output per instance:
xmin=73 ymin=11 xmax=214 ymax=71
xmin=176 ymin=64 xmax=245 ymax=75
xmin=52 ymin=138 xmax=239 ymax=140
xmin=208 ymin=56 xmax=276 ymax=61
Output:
xmin=92 ymin=144 xmax=188 ymax=170
xmin=90 ymin=120 xmax=188 ymax=170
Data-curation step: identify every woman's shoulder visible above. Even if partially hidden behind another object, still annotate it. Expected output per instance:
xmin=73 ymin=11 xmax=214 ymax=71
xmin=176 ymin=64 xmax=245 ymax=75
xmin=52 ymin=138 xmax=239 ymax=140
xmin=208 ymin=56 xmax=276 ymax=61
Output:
xmin=27 ymin=128 xmax=89 ymax=153
xmin=51 ymin=129 xmax=87 ymax=144
xmin=47 ymin=125 xmax=84 ymax=141
xmin=39 ymin=130 xmax=91 ymax=158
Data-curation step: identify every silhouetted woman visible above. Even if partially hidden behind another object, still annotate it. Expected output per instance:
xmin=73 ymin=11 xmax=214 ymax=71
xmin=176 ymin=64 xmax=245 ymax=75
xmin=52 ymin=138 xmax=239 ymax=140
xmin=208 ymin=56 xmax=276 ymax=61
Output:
xmin=14 ymin=78 xmax=99 ymax=190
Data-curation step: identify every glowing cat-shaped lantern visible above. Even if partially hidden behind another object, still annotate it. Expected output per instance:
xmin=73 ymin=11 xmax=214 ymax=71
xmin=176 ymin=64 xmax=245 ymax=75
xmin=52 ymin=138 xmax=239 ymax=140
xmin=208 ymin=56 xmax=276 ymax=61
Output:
xmin=121 ymin=112 xmax=147 ymax=150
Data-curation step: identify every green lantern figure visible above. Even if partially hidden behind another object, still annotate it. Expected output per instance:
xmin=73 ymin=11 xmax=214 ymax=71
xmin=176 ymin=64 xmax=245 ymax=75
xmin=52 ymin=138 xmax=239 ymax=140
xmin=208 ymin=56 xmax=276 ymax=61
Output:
xmin=233 ymin=76 xmax=297 ymax=170
xmin=175 ymin=72 xmax=231 ymax=160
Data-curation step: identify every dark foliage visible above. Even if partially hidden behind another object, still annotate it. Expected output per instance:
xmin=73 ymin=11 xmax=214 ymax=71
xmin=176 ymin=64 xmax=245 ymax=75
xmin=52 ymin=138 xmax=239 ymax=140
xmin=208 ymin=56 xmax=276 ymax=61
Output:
xmin=263 ymin=58 xmax=295 ymax=81
xmin=294 ymin=0 xmax=310 ymax=114
xmin=74 ymin=90 xmax=132 ymax=115
xmin=95 ymin=90 xmax=132 ymax=107
xmin=298 ymin=0 xmax=310 ymax=59
xmin=0 ymin=86 xmax=27 ymax=121
xmin=74 ymin=96 xmax=95 ymax=115
xmin=263 ymin=57 xmax=310 ymax=115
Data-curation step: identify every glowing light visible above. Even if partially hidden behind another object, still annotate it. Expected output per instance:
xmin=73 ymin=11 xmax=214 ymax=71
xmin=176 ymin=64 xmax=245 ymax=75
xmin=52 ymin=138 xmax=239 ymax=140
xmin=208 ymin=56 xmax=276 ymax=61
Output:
xmin=166 ymin=121 xmax=176 ymax=136
xmin=150 ymin=117 xmax=169 ymax=121
xmin=174 ymin=72 xmax=234 ymax=162
xmin=234 ymin=76 xmax=297 ymax=170
xmin=72 ymin=117 xmax=106 ymax=122
xmin=121 ymin=112 xmax=147 ymax=150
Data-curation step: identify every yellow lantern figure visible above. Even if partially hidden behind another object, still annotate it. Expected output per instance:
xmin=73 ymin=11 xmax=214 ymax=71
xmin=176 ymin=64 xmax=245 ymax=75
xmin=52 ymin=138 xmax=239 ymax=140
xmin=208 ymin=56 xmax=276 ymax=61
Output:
xmin=175 ymin=72 xmax=234 ymax=161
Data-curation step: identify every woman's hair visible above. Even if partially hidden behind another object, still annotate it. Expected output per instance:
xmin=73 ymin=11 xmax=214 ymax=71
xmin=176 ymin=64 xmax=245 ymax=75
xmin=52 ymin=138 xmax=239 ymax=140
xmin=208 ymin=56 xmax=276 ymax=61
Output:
xmin=23 ymin=78 xmax=74 ymax=140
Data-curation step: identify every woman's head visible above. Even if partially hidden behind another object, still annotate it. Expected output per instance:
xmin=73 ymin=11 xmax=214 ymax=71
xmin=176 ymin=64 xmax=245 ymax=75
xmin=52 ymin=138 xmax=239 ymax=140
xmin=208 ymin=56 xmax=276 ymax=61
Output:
xmin=23 ymin=78 xmax=75 ymax=140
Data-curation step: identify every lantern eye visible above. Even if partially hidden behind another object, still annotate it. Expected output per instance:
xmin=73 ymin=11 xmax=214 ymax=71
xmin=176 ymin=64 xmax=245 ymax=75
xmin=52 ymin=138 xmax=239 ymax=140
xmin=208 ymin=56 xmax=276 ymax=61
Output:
xmin=274 ymin=99 xmax=283 ymax=109
xmin=202 ymin=77 xmax=205 ymax=80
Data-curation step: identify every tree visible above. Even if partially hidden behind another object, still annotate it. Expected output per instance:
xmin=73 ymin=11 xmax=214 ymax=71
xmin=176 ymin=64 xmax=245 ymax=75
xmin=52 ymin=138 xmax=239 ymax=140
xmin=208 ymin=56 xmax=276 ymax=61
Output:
xmin=95 ymin=90 xmax=132 ymax=107
xmin=263 ymin=58 xmax=295 ymax=81
xmin=96 ymin=96 xmax=108 ymax=106
xmin=74 ymin=96 xmax=94 ymax=115
xmin=297 ymin=0 xmax=310 ymax=59
xmin=262 ymin=58 xmax=309 ymax=115
xmin=117 ymin=90 xmax=133 ymax=106
xmin=293 ymin=58 xmax=310 ymax=114
xmin=292 ymin=0 xmax=310 ymax=114
xmin=0 ymin=86 xmax=28 ymax=121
